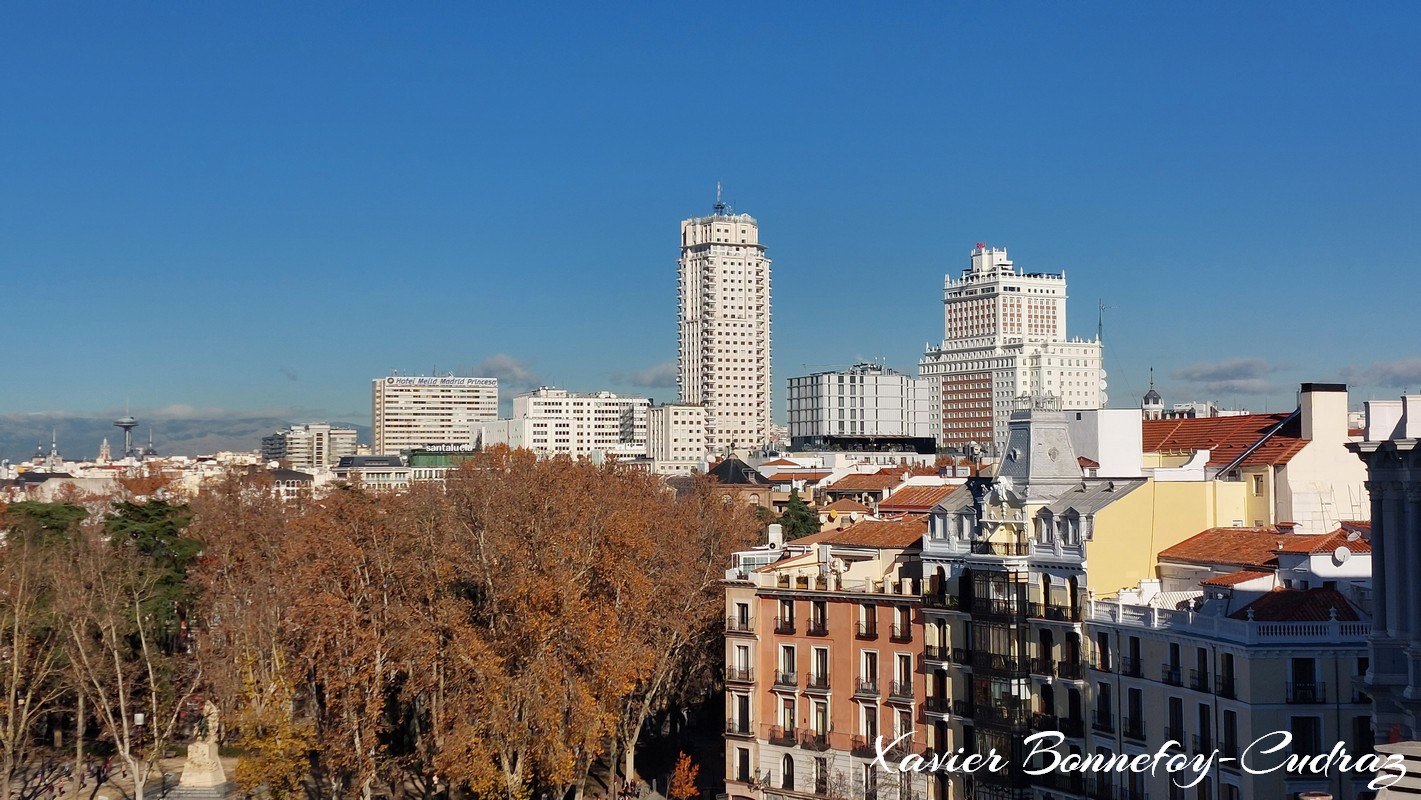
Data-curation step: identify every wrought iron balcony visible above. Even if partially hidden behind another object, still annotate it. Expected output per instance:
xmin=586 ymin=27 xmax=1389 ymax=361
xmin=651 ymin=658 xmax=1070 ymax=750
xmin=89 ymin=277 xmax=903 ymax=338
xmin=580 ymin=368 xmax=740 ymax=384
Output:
xmin=725 ymin=616 xmax=755 ymax=634
xmin=1216 ymin=675 xmax=1237 ymax=698
xmin=890 ymin=623 xmax=913 ymax=642
xmin=888 ymin=680 xmax=913 ymax=701
xmin=1189 ymin=669 xmax=1211 ymax=692
xmin=857 ymin=621 xmax=879 ymax=640
xmin=1057 ymin=660 xmax=1085 ymax=681
xmin=1120 ymin=656 xmax=1142 ymax=678
xmin=725 ymin=666 xmax=754 ymax=684
xmin=854 ymin=677 xmax=880 ymax=697
xmin=725 ymin=717 xmax=752 ymax=737
xmin=768 ymin=726 xmax=796 ymax=746
xmin=924 ymin=643 xmax=951 ymax=662
xmin=773 ymin=670 xmax=798 ymax=688
xmin=1092 ymin=710 xmax=1114 ymax=733
xmin=1287 ymin=681 xmax=1327 ymax=703
xmin=806 ymin=619 xmax=829 ymax=636
xmin=1122 ymin=716 xmax=1146 ymax=740
xmin=774 ymin=616 xmax=796 ymax=635
xmin=799 ymin=729 xmax=830 ymax=751
xmin=805 ymin=673 xmax=831 ymax=692
xmin=952 ymin=699 xmax=976 ymax=719
xmin=1161 ymin=664 xmax=1182 ymax=686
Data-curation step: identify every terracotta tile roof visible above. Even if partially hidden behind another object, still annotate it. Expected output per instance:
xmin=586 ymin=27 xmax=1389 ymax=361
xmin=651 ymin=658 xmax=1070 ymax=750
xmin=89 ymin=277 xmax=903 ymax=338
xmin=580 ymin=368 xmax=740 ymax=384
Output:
xmin=821 ymin=498 xmax=872 ymax=514
xmin=878 ymin=484 xmax=957 ymax=513
xmin=766 ymin=471 xmax=832 ymax=482
xmin=902 ymin=465 xmax=942 ymax=477
xmin=1230 ymin=587 xmax=1361 ymax=622
xmin=1077 ymin=456 xmax=1100 ymax=469
xmin=1158 ymin=527 xmax=1286 ymax=568
xmin=1348 ymin=427 xmax=1365 ymax=438
xmin=792 ymin=517 xmax=928 ymax=549
xmin=1273 ymin=527 xmax=1372 ymax=555
xmin=1200 ymin=570 xmax=1274 ymax=587
xmin=760 ymin=458 xmax=801 ymax=467
xmin=1142 ymin=412 xmax=1307 ymax=467
xmin=826 ymin=472 xmax=904 ymax=492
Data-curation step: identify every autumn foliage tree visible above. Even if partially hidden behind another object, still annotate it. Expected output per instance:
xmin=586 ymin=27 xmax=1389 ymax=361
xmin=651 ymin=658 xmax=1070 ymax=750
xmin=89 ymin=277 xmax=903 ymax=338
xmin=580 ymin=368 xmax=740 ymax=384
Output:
xmin=668 ymin=753 xmax=699 ymax=800
xmin=181 ymin=448 xmax=759 ymax=800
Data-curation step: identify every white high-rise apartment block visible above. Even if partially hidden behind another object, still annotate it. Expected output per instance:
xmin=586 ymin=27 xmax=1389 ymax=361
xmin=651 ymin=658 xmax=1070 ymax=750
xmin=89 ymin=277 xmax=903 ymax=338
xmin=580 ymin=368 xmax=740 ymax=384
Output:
xmin=519 ymin=387 xmax=649 ymax=457
xmin=919 ymin=244 xmax=1104 ymax=453
xmin=678 ymin=196 xmax=772 ymax=451
xmin=371 ymin=375 xmax=499 ymax=455
xmin=785 ymin=362 xmax=937 ymax=450
xmin=646 ymin=404 xmax=707 ymax=474
xmin=261 ymin=422 xmax=358 ymax=471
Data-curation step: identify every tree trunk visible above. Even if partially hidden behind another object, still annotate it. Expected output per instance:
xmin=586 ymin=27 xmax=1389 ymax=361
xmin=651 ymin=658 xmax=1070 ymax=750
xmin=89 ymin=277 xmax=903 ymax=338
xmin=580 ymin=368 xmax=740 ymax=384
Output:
xmin=73 ymin=694 xmax=86 ymax=800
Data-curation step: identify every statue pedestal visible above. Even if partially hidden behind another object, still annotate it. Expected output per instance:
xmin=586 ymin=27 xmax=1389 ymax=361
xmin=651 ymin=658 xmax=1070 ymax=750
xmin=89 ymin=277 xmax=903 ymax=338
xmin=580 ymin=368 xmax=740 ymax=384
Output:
xmin=168 ymin=742 xmax=232 ymax=800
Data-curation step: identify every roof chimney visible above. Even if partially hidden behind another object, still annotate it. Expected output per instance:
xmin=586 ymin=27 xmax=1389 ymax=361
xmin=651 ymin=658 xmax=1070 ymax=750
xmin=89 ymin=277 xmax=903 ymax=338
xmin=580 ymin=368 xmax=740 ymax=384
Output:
xmin=1299 ymin=383 xmax=1348 ymax=444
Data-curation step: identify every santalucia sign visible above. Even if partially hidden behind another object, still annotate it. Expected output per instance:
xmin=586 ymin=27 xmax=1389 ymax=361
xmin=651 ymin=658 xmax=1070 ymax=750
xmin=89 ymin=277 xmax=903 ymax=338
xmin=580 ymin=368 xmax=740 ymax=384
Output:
xmin=869 ymin=731 xmax=1407 ymax=791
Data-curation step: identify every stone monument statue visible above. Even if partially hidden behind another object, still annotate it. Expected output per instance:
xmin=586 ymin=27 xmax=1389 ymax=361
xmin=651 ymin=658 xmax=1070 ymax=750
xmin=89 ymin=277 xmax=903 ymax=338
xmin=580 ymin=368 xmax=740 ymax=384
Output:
xmin=178 ymin=701 xmax=229 ymax=793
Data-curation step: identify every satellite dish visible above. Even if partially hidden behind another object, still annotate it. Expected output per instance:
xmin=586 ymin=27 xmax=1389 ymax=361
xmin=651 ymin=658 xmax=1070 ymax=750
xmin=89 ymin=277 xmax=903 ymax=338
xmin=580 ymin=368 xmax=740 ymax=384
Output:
xmin=1334 ymin=546 xmax=1352 ymax=565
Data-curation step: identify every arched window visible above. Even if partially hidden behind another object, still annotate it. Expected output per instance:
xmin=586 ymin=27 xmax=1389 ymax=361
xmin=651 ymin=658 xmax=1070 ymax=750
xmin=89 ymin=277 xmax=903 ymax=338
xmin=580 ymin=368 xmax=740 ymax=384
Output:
xmin=782 ymin=755 xmax=795 ymax=790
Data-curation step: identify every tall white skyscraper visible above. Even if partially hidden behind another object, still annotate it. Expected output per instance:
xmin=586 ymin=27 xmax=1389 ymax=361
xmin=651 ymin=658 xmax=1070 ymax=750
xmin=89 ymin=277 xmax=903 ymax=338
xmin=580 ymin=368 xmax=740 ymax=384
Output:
xmin=919 ymin=244 xmax=1104 ymax=453
xmin=678 ymin=195 xmax=772 ymax=451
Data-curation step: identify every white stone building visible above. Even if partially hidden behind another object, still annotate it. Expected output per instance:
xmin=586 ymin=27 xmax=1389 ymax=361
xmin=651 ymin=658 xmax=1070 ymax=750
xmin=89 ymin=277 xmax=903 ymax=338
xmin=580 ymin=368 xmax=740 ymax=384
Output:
xmin=646 ymin=403 xmax=707 ymax=475
xmin=919 ymin=244 xmax=1104 ymax=454
xmin=371 ymin=375 xmax=498 ymax=455
xmin=678 ymin=198 xmax=772 ymax=451
xmin=786 ymin=363 xmax=936 ymax=451
xmin=261 ymin=422 xmax=358 ymax=471
xmin=475 ymin=387 xmax=649 ymax=459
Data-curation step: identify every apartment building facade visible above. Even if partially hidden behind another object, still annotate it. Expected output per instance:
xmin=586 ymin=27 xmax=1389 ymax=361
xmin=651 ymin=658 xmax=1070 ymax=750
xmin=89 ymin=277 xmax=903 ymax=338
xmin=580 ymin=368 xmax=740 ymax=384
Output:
xmin=371 ymin=375 xmax=498 ymax=455
xmin=725 ymin=520 xmax=930 ymax=800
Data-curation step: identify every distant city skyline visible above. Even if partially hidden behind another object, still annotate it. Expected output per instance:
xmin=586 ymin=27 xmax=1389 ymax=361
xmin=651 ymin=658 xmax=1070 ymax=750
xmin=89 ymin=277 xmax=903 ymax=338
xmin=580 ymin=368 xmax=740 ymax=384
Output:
xmin=3 ymin=3 xmax=1418 ymax=431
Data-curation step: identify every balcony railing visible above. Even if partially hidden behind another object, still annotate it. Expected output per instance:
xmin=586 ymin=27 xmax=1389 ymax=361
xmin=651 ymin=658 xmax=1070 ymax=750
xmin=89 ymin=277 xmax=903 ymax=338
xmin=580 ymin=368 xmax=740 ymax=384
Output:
xmin=925 ymin=696 xmax=950 ymax=714
xmin=799 ymin=730 xmax=830 ymax=751
xmin=1058 ymin=660 xmax=1085 ymax=680
xmin=925 ymin=644 xmax=951 ymax=662
xmin=1189 ymin=669 xmax=1211 ymax=692
xmin=806 ymin=673 xmax=830 ymax=692
xmin=1161 ymin=664 xmax=1182 ymax=686
xmin=1030 ymin=712 xmax=1058 ymax=732
xmin=774 ymin=670 xmax=798 ymax=688
xmin=1287 ymin=681 xmax=1327 ymax=703
xmin=725 ymin=616 xmax=755 ymax=634
xmin=1029 ymin=657 xmax=1056 ymax=677
xmin=725 ymin=717 xmax=752 ymax=736
xmin=854 ymin=677 xmax=880 ymax=697
xmin=972 ymin=540 xmax=1031 ymax=556
xmin=952 ymin=700 xmax=976 ymax=719
xmin=1061 ymin=717 xmax=1085 ymax=738
xmin=971 ymin=651 xmax=1028 ymax=674
xmin=976 ymin=702 xmax=1029 ymax=728
xmin=1191 ymin=734 xmax=1213 ymax=755
xmin=1122 ymin=717 xmax=1145 ymax=740
xmin=922 ymin=593 xmax=960 ymax=610
xmin=1030 ymin=603 xmax=1081 ymax=623
xmin=850 ymin=735 xmax=876 ymax=758
xmin=888 ymin=680 xmax=913 ymax=700
xmin=1092 ymin=710 xmax=1114 ymax=733
xmin=1216 ymin=675 xmax=1237 ymax=698
xmin=774 ymin=617 xmax=796 ymax=635
xmin=1091 ymin=653 xmax=1113 ymax=672
xmin=953 ymin=646 xmax=972 ymax=664
xmin=768 ymin=726 xmax=797 ymax=746
xmin=971 ymin=597 xmax=1027 ymax=618
xmin=857 ymin=622 xmax=879 ymax=640
xmin=806 ymin=619 xmax=829 ymax=636
xmin=725 ymin=666 xmax=754 ymax=684
xmin=890 ymin=623 xmax=912 ymax=642
xmin=1120 ymin=656 xmax=1142 ymax=678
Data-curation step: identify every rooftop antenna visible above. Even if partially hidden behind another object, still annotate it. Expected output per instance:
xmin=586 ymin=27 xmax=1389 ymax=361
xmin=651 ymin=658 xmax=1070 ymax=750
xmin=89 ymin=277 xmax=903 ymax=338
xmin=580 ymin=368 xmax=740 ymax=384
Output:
xmin=713 ymin=181 xmax=729 ymax=216
xmin=1096 ymin=299 xmax=1112 ymax=343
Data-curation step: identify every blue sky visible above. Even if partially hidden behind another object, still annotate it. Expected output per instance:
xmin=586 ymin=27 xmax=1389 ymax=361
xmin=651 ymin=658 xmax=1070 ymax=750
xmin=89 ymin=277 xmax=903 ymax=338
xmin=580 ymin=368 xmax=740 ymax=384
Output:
xmin=2 ymin=2 xmax=1419 ymax=429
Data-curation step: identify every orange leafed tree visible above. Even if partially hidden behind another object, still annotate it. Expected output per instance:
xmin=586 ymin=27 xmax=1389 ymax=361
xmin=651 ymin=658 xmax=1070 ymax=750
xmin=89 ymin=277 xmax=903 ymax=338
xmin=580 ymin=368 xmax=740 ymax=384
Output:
xmin=669 ymin=753 xmax=699 ymax=800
